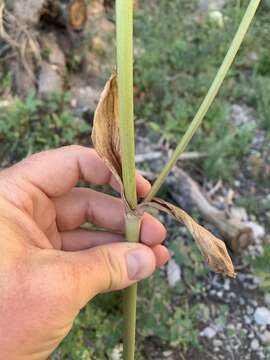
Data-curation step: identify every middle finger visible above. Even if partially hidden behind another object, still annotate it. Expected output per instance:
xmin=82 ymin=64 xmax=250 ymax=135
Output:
xmin=53 ymin=188 xmax=166 ymax=246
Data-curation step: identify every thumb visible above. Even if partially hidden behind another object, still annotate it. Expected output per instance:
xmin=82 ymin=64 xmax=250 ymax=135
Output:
xmin=65 ymin=242 xmax=156 ymax=309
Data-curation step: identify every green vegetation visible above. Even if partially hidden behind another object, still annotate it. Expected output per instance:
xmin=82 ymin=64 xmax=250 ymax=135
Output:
xmin=249 ymin=245 xmax=270 ymax=291
xmin=54 ymin=269 xmax=202 ymax=359
xmin=134 ymin=0 xmax=269 ymax=182
xmin=0 ymin=92 xmax=90 ymax=163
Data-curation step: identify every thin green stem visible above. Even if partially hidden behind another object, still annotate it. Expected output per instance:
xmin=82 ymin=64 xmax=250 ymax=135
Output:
xmin=116 ymin=2 xmax=139 ymax=360
xmin=123 ymin=215 xmax=141 ymax=360
xmin=145 ymin=0 xmax=261 ymax=202
xmin=116 ymin=0 xmax=137 ymax=209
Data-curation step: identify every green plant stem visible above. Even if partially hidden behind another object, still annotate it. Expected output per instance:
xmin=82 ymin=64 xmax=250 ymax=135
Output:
xmin=116 ymin=0 xmax=137 ymax=209
xmin=145 ymin=0 xmax=261 ymax=202
xmin=123 ymin=215 xmax=141 ymax=360
xmin=116 ymin=2 xmax=139 ymax=360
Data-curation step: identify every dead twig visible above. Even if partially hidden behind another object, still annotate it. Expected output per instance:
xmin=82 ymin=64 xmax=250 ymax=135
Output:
xmin=135 ymin=151 xmax=205 ymax=164
xmin=135 ymin=152 xmax=162 ymax=163
xmin=171 ymin=167 xmax=255 ymax=253
xmin=207 ymin=179 xmax=223 ymax=197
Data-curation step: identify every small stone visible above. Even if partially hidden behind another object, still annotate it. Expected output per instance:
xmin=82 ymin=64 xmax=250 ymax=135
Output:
xmin=217 ymin=291 xmax=223 ymax=298
xmin=213 ymin=339 xmax=223 ymax=347
xmin=250 ymin=299 xmax=258 ymax=307
xmin=264 ymin=294 xmax=270 ymax=305
xmin=236 ymin=323 xmax=242 ymax=330
xmin=200 ymin=326 xmax=217 ymax=339
xmin=167 ymin=259 xmax=181 ymax=287
xmin=254 ymin=307 xmax=270 ymax=326
xmin=239 ymin=297 xmax=245 ymax=306
xmin=251 ymin=339 xmax=260 ymax=351
xmin=228 ymin=292 xmax=236 ymax=299
xmin=244 ymin=315 xmax=252 ymax=325
xmin=260 ymin=331 xmax=270 ymax=345
xmin=163 ymin=350 xmax=173 ymax=357
xmin=247 ymin=305 xmax=254 ymax=315
xmin=112 ymin=344 xmax=123 ymax=360
xmin=223 ymin=279 xmax=230 ymax=291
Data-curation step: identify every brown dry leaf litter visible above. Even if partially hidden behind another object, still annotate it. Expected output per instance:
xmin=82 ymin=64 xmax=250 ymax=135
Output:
xmin=91 ymin=74 xmax=236 ymax=278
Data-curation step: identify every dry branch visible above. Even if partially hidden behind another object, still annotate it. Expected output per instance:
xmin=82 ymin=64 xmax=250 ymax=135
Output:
xmin=171 ymin=168 xmax=254 ymax=252
xmin=134 ymin=151 xmax=205 ymax=164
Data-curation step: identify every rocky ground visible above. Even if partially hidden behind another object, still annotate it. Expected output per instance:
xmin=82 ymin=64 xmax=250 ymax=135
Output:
xmin=132 ymin=108 xmax=270 ymax=359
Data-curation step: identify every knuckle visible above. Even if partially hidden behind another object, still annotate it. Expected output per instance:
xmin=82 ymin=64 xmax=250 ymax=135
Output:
xmin=67 ymin=144 xmax=84 ymax=152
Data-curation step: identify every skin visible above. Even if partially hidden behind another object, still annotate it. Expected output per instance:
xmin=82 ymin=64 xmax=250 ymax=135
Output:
xmin=0 ymin=145 xmax=170 ymax=360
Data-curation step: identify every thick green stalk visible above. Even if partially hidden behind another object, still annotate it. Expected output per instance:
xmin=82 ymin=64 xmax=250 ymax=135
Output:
xmin=145 ymin=0 xmax=261 ymax=202
xmin=116 ymin=2 xmax=139 ymax=360
xmin=116 ymin=0 xmax=137 ymax=209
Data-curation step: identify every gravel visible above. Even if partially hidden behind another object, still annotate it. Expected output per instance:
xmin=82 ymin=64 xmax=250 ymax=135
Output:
xmin=254 ymin=307 xmax=270 ymax=326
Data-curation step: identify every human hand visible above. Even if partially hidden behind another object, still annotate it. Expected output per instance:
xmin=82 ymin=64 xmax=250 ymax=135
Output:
xmin=0 ymin=145 xmax=169 ymax=359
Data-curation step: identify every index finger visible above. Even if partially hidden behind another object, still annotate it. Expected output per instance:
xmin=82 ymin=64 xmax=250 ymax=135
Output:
xmin=4 ymin=145 xmax=151 ymax=198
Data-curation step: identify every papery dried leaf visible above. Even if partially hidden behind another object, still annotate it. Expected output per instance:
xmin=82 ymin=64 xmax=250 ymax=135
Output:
xmin=91 ymin=73 xmax=122 ymax=186
xmin=142 ymin=198 xmax=236 ymax=278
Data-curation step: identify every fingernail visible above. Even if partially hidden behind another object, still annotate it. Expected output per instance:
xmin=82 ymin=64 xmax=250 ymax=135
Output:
xmin=127 ymin=248 xmax=152 ymax=280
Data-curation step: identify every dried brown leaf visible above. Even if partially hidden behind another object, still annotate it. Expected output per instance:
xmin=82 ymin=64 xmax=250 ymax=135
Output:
xmin=142 ymin=198 xmax=236 ymax=278
xmin=91 ymin=72 xmax=122 ymax=186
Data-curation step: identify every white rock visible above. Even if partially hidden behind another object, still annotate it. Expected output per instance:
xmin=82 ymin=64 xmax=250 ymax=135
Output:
xmin=200 ymin=326 xmax=217 ymax=339
xmin=260 ymin=331 xmax=270 ymax=345
xmin=245 ymin=222 xmax=265 ymax=239
xmin=163 ymin=350 xmax=173 ymax=357
xmin=244 ymin=315 xmax=251 ymax=325
xmin=213 ymin=339 xmax=222 ymax=347
xmin=223 ymin=279 xmax=230 ymax=291
xmin=254 ymin=307 xmax=270 ymax=326
xmin=167 ymin=259 xmax=181 ymax=287
xmin=251 ymin=339 xmax=260 ymax=351
xmin=264 ymin=294 xmax=270 ymax=305
xmin=217 ymin=291 xmax=223 ymax=298
xmin=112 ymin=344 xmax=123 ymax=360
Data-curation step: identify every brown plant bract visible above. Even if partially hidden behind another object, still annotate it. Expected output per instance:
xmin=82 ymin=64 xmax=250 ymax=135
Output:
xmin=91 ymin=74 xmax=236 ymax=278
xmin=91 ymin=72 xmax=122 ymax=185
xmin=142 ymin=198 xmax=236 ymax=278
